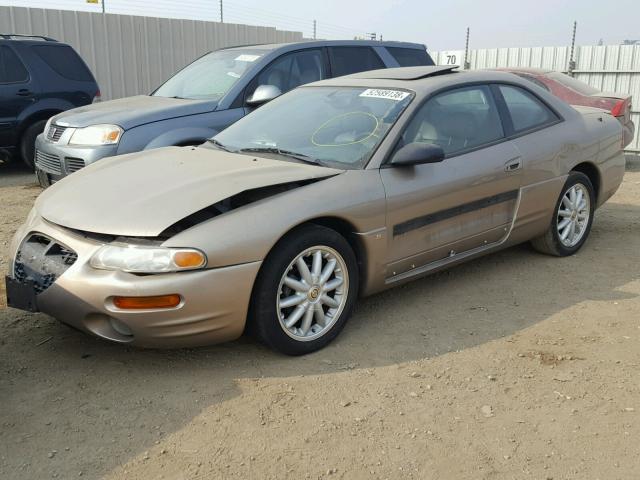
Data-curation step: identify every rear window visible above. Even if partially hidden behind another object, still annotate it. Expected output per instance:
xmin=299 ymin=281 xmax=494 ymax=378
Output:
xmin=0 ymin=46 xmax=28 ymax=83
xmin=31 ymin=45 xmax=94 ymax=82
xmin=386 ymin=47 xmax=432 ymax=67
xmin=546 ymin=72 xmax=599 ymax=96
xmin=328 ymin=47 xmax=384 ymax=77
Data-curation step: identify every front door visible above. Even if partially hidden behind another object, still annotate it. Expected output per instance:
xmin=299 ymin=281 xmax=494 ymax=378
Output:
xmin=380 ymin=84 xmax=522 ymax=279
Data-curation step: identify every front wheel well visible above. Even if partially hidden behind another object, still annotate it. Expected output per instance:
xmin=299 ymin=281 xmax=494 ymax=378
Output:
xmin=571 ymin=162 xmax=600 ymax=201
xmin=17 ymin=110 xmax=61 ymax=138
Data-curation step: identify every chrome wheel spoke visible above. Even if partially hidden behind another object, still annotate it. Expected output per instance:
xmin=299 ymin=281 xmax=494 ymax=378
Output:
xmin=300 ymin=306 xmax=314 ymax=335
xmin=321 ymin=294 xmax=340 ymax=308
xmin=280 ymin=294 xmax=305 ymax=309
xmin=324 ymin=277 xmax=343 ymax=292
xmin=558 ymin=218 xmax=571 ymax=230
xmin=296 ymin=257 xmax=313 ymax=284
xmin=284 ymin=304 xmax=307 ymax=328
xmin=314 ymin=303 xmax=326 ymax=327
xmin=311 ymin=250 xmax=323 ymax=280
xmin=558 ymin=209 xmax=573 ymax=218
xmin=284 ymin=276 xmax=308 ymax=293
xmin=319 ymin=259 xmax=337 ymax=284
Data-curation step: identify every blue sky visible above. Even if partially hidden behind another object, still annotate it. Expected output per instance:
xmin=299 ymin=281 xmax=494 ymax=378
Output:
xmin=3 ymin=0 xmax=639 ymax=50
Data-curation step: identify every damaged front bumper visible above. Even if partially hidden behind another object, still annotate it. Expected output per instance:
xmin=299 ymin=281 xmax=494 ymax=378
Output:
xmin=5 ymin=214 xmax=261 ymax=348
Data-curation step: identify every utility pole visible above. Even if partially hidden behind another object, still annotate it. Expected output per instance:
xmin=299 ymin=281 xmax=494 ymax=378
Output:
xmin=464 ymin=27 xmax=470 ymax=70
xmin=220 ymin=0 xmax=224 ymax=23
xmin=102 ymin=0 xmax=105 ymax=14
xmin=313 ymin=20 xmax=316 ymax=40
xmin=568 ymin=21 xmax=577 ymax=76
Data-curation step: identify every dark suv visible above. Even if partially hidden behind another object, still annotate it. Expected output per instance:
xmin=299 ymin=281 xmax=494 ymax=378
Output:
xmin=0 ymin=34 xmax=99 ymax=168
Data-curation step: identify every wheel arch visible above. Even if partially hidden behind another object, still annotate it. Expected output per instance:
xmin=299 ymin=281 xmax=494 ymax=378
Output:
xmin=571 ymin=162 xmax=601 ymax=202
xmin=17 ymin=109 xmax=61 ymax=139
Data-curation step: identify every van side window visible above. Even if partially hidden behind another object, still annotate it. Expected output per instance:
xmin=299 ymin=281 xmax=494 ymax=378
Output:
xmin=386 ymin=47 xmax=432 ymax=67
xmin=256 ymin=49 xmax=324 ymax=94
xmin=400 ymin=85 xmax=504 ymax=156
xmin=0 ymin=46 xmax=28 ymax=83
xmin=328 ymin=47 xmax=384 ymax=76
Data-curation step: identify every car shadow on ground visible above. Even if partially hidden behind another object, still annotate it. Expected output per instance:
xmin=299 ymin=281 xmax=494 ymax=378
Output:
xmin=1 ymin=200 xmax=639 ymax=479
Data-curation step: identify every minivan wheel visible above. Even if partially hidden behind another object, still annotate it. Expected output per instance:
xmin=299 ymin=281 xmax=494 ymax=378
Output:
xmin=19 ymin=120 xmax=47 ymax=169
xmin=249 ymin=224 xmax=359 ymax=355
xmin=531 ymin=171 xmax=595 ymax=256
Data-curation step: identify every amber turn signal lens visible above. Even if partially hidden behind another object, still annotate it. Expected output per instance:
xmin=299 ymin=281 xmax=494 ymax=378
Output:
xmin=173 ymin=251 xmax=206 ymax=268
xmin=113 ymin=294 xmax=181 ymax=309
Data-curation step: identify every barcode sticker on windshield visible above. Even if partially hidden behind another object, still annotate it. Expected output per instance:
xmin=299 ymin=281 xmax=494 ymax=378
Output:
xmin=359 ymin=89 xmax=410 ymax=101
xmin=235 ymin=54 xmax=261 ymax=62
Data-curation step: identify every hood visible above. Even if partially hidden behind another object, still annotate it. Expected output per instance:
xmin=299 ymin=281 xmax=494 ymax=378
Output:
xmin=36 ymin=147 xmax=343 ymax=237
xmin=52 ymin=95 xmax=216 ymax=130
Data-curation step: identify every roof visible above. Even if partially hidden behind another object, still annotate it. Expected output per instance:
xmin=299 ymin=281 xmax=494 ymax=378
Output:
xmin=493 ymin=67 xmax=552 ymax=75
xmin=0 ymin=34 xmax=57 ymax=43
xmin=306 ymin=68 xmax=530 ymax=96
xmin=222 ymin=39 xmax=428 ymax=52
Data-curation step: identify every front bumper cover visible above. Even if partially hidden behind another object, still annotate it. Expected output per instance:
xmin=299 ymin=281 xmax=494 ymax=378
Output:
xmin=6 ymin=216 xmax=261 ymax=348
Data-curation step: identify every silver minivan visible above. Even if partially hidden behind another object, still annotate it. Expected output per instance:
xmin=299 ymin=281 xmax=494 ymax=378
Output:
xmin=35 ymin=40 xmax=433 ymax=186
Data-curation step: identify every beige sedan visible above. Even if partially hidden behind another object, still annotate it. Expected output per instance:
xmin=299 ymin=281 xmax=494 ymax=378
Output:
xmin=5 ymin=66 xmax=625 ymax=355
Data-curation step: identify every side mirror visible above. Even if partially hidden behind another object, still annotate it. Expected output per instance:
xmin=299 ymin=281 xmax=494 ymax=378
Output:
xmin=246 ymin=85 xmax=282 ymax=106
xmin=390 ymin=142 xmax=445 ymax=167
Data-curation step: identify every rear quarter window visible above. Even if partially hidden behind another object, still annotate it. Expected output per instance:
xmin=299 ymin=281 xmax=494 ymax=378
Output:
xmin=328 ymin=47 xmax=384 ymax=77
xmin=386 ymin=47 xmax=432 ymax=67
xmin=31 ymin=45 xmax=94 ymax=82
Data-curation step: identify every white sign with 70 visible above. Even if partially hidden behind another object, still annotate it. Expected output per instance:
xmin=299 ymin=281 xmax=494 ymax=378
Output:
xmin=438 ymin=50 xmax=464 ymax=67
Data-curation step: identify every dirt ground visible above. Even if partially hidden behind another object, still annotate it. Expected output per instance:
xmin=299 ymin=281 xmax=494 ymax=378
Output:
xmin=1 ymin=160 xmax=639 ymax=480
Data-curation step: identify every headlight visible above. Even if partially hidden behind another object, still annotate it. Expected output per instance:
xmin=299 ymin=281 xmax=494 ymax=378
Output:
xmin=68 ymin=124 xmax=123 ymax=146
xmin=90 ymin=245 xmax=207 ymax=273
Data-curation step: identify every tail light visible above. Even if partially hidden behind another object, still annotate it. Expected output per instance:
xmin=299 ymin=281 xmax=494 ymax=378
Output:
xmin=610 ymin=98 xmax=628 ymax=118
xmin=93 ymin=89 xmax=102 ymax=103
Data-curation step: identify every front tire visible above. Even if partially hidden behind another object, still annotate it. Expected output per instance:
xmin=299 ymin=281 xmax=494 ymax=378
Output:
xmin=531 ymin=171 xmax=595 ymax=256
xmin=19 ymin=120 xmax=47 ymax=169
xmin=249 ymin=224 xmax=359 ymax=355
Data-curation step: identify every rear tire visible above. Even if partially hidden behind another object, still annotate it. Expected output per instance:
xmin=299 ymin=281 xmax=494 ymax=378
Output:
xmin=531 ymin=171 xmax=595 ymax=256
xmin=19 ymin=120 xmax=47 ymax=169
xmin=249 ymin=224 xmax=359 ymax=355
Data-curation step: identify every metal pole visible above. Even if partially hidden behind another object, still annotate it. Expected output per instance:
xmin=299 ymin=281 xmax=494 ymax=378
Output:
xmin=464 ymin=27 xmax=470 ymax=70
xmin=313 ymin=20 xmax=316 ymax=40
xmin=220 ymin=0 xmax=224 ymax=23
xmin=569 ymin=21 xmax=577 ymax=76
xmin=102 ymin=0 xmax=105 ymax=14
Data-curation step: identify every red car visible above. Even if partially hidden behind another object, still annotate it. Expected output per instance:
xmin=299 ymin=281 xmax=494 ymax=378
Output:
xmin=498 ymin=68 xmax=634 ymax=147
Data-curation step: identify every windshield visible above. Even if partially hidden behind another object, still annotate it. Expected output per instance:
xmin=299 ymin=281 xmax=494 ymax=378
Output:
xmin=212 ymin=86 xmax=414 ymax=169
xmin=547 ymin=72 xmax=600 ymax=96
xmin=153 ymin=48 xmax=264 ymax=100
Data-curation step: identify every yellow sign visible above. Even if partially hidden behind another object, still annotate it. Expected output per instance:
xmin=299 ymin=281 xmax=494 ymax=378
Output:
xmin=86 ymin=0 xmax=99 ymax=4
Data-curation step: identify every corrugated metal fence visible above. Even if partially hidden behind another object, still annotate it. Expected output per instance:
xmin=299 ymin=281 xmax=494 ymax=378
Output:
xmin=433 ymin=45 xmax=640 ymax=152
xmin=0 ymin=6 xmax=304 ymax=101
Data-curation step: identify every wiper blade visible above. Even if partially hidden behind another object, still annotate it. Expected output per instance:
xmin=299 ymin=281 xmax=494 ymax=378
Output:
xmin=206 ymin=138 xmax=234 ymax=152
xmin=238 ymin=147 xmax=319 ymax=165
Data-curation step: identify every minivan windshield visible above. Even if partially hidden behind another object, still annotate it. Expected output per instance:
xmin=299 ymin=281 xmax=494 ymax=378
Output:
xmin=211 ymin=86 xmax=414 ymax=169
xmin=153 ymin=48 xmax=265 ymax=100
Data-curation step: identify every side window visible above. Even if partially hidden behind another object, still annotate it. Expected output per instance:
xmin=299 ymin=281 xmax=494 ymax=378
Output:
xmin=32 ymin=45 xmax=94 ymax=82
xmin=328 ymin=47 xmax=384 ymax=77
xmin=255 ymin=49 xmax=324 ymax=94
xmin=386 ymin=47 xmax=432 ymax=67
xmin=0 ymin=46 xmax=29 ymax=83
xmin=400 ymin=85 xmax=504 ymax=157
xmin=499 ymin=84 xmax=557 ymax=132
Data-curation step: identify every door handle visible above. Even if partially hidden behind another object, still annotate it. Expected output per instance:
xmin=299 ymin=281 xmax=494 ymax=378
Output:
xmin=16 ymin=89 xmax=33 ymax=97
xmin=504 ymin=158 xmax=522 ymax=172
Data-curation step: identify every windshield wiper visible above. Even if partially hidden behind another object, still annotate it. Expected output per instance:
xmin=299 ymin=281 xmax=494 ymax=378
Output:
xmin=238 ymin=147 xmax=320 ymax=165
xmin=206 ymin=138 xmax=234 ymax=152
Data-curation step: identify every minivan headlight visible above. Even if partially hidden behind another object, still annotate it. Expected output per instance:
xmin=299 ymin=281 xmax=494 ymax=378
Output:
xmin=90 ymin=245 xmax=207 ymax=273
xmin=69 ymin=124 xmax=123 ymax=146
